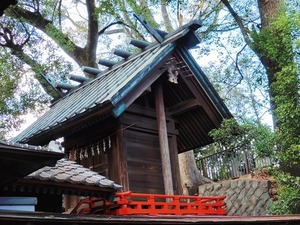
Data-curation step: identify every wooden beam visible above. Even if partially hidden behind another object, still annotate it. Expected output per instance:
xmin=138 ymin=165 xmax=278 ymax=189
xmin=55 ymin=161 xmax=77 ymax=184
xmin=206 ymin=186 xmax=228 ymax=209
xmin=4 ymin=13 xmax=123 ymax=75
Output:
xmin=154 ymin=81 xmax=174 ymax=195
xmin=167 ymin=99 xmax=199 ymax=116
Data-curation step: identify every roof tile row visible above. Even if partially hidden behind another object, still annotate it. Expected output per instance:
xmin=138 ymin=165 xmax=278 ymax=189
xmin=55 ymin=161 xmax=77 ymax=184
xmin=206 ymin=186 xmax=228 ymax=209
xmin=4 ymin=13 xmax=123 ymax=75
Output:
xmin=26 ymin=159 xmax=122 ymax=190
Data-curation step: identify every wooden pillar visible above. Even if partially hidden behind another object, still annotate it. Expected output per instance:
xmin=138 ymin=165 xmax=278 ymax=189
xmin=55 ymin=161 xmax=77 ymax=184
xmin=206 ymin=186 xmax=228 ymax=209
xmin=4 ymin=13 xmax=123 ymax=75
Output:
xmin=200 ymin=159 xmax=208 ymax=178
xmin=244 ymin=151 xmax=250 ymax=175
xmin=154 ymin=81 xmax=174 ymax=195
xmin=108 ymin=126 xmax=129 ymax=192
xmin=170 ymin=134 xmax=183 ymax=195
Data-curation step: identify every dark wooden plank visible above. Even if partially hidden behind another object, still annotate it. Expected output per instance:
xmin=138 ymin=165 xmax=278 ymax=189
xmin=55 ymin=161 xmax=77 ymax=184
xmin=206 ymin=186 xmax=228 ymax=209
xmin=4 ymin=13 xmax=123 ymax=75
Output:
xmin=123 ymin=128 xmax=164 ymax=194
xmin=121 ymin=111 xmax=178 ymax=135
xmin=128 ymin=186 xmax=165 ymax=194
xmin=127 ymin=161 xmax=162 ymax=174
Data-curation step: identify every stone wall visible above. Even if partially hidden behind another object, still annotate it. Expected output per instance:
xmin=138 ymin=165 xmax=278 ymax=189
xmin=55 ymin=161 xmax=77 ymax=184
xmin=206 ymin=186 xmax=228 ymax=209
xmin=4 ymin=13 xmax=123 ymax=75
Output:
xmin=198 ymin=179 xmax=272 ymax=216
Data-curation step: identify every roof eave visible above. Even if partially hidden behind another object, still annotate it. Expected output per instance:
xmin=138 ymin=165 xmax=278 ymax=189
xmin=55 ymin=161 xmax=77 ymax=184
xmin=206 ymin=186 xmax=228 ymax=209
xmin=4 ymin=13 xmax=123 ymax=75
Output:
xmin=20 ymin=101 xmax=114 ymax=145
xmin=177 ymin=46 xmax=233 ymax=119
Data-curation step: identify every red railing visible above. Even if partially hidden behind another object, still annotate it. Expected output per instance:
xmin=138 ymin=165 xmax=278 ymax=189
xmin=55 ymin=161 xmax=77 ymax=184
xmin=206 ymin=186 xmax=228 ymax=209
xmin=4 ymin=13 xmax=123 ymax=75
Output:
xmin=71 ymin=191 xmax=226 ymax=216
xmin=70 ymin=197 xmax=105 ymax=215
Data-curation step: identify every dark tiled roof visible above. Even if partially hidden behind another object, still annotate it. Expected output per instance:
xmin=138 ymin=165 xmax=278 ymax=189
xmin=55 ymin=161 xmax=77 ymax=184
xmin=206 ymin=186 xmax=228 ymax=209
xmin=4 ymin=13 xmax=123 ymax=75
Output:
xmin=26 ymin=159 xmax=122 ymax=190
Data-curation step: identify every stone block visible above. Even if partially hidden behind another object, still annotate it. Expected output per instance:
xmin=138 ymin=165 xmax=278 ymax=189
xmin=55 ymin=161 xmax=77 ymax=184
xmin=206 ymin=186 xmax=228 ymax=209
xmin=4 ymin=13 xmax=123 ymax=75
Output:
xmin=231 ymin=180 xmax=238 ymax=189
xmin=245 ymin=179 xmax=252 ymax=187
xmin=254 ymin=187 xmax=265 ymax=198
xmin=227 ymin=206 xmax=238 ymax=216
xmin=227 ymin=193 xmax=237 ymax=205
xmin=250 ymin=195 xmax=259 ymax=206
xmin=233 ymin=199 xmax=242 ymax=209
xmin=252 ymin=180 xmax=261 ymax=190
xmin=253 ymin=201 xmax=268 ymax=216
xmin=198 ymin=185 xmax=206 ymax=195
xmin=225 ymin=199 xmax=233 ymax=211
xmin=214 ymin=182 xmax=222 ymax=192
xmin=219 ymin=187 xmax=228 ymax=195
xmin=259 ymin=192 xmax=271 ymax=206
xmin=222 ymin=180 xmax=231 ymax=189
xmin=246 ymin=187 xmax=255 ymax=197
xmin=237 ymin=188 xmax=246 ymax=201
xmin=238 ymin=179 xmax=246 ymax=189
xmin=226 ymin=189 xmax=236 ymax=199
xmin=234 ymin=200 xmax=243 ymax=215
xmin=260 ymin=180 xmax=270 ymax=191
xmin=241 ymin=202 xmax=250 ymax=214
xmin=242 ymin=211 xmax=249 ymax=216
xmin=247 ymin=203 xmax=256 ymax=216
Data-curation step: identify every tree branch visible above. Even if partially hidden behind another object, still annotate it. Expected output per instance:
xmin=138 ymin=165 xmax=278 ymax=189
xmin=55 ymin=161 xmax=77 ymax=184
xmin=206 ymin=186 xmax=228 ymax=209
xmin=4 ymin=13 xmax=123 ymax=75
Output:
xmin=98 ymin=21 xmax=130 ymax=36
xmin=116 ymin=0 xmax=144 ymax=39
xmin=19 ymin=22 xmax=31 ymax=48
xmin=235 ymin=44 xmax=247 ymax=84
xmin=8 ymin=6 xmax=85 ymax=66
xmin=161 ymin=0 xmax=173 ymax=32
xmin=85 ymin=0 xmax=98 ymax=67
xmin=220 ymin=0 xmax=253 ymax=47
xmin=9 ymin=47 xmax=59 ymax=99
xmin=0 ymin=27 xmax=22 ymax=50
xmin=58 ymin=0 xmax=62 ymax=28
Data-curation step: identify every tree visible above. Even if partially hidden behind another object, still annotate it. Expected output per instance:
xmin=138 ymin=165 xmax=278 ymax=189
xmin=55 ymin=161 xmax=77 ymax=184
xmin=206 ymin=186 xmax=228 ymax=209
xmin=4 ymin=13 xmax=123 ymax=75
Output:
xmin=221 ymin=0 xmax=300 ymax=166
xmin=0 ymin=48 xmax=48 ymax=139
xmin=221 ymin=0 xmax=299 ymax=129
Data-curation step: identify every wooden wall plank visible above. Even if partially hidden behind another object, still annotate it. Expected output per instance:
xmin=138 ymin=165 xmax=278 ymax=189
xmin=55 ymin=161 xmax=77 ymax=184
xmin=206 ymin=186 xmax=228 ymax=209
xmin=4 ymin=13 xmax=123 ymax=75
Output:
xmin=125 ymin=129 xmax=164 ymax=194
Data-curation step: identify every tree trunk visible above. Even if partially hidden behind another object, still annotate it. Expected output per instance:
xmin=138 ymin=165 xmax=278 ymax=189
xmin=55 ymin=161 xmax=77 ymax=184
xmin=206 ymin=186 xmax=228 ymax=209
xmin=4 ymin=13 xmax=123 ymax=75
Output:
xmin=256 ymin=0 xmax=281 ymax=128
xmin=256 ymin=0 xmax=297 ymax=129
xmin=178 ymin=150 xmax=211 ymax=196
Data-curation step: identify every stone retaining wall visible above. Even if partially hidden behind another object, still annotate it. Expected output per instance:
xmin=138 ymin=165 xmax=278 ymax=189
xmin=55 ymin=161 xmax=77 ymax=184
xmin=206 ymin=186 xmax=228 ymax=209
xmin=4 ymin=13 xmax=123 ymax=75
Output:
xmin=198 ymin=179 xmax=272 ymax=216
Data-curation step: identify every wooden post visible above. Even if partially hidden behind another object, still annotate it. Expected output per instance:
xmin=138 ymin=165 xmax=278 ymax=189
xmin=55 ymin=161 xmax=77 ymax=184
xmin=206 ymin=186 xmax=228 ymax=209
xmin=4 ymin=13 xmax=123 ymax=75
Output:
xmin=170 ymin=134 xmax=183 ymax=195
xmin=244 ymin=151 xmax=250 ymax=175
xmin=154 ymin=81 xmax=174 ymax=195
xmin=200 ymin=159 xmax=208 ymax=178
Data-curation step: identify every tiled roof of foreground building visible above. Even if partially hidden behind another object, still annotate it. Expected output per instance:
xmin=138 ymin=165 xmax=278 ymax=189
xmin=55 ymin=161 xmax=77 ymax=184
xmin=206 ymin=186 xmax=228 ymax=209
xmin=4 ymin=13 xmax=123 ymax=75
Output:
xmin=25 ymin=158 xmax=122 ymax=190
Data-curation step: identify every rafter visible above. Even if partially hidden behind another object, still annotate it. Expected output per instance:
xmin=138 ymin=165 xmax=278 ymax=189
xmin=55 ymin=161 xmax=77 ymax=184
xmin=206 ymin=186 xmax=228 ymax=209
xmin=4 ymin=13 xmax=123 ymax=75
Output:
xmin=167 ymin=99 xmax=200 ymax=116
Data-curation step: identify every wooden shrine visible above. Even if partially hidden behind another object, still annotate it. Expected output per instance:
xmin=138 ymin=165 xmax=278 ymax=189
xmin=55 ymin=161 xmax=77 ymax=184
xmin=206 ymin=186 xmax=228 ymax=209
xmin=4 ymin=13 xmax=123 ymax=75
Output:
xmin=13 ymin=18 xmax=232 ymax=196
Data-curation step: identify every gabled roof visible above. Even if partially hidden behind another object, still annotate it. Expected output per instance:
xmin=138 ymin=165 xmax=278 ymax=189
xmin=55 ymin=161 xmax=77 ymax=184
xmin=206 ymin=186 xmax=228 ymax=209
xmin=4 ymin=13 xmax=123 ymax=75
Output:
xmin=13 ymin=21 xmax=232 ymax=148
